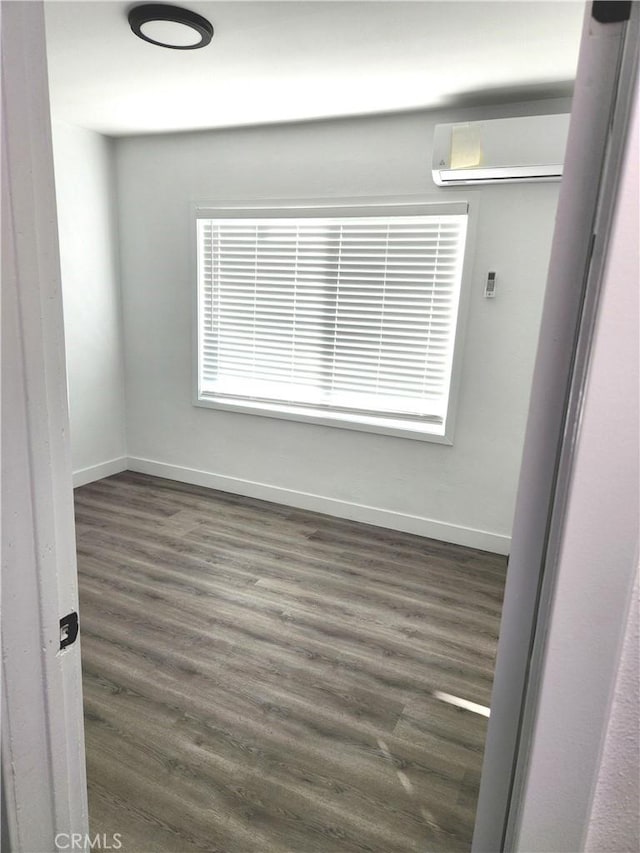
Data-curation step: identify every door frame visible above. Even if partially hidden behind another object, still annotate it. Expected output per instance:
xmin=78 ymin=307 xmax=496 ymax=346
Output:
xmin=1 ymin=2 xmax=89 ymax=851
xmin=473 ymin=3 xmax=639 ymax=849
xmin=1 ymin=2 xmax=637 ymax=852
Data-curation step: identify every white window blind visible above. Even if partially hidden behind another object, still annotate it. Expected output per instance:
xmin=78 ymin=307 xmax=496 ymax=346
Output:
xmin=196 ymin=205 xmax=468 ymax=434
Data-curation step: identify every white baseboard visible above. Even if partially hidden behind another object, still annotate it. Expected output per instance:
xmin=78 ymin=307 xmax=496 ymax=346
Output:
xmin=73 ymin=456 xmax=128 ymax=488
xmin=127 ymin=456 xmax=511 ymax=555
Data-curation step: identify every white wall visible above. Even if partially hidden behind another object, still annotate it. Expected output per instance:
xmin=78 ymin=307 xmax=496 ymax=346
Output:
xmin=585 ymin=567 xmax=639 ymax=853
xmin=114 ymin=101 xmax=568 ymax=553
xmin=52 ymin=121 xmax=127 ymax=485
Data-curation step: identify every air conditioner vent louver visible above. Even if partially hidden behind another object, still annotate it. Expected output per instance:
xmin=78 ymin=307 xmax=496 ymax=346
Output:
xmin=432 ymin=114 xmax=570 ymax=186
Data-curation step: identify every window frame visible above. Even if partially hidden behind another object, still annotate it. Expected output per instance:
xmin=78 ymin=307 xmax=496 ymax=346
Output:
xmin=191 ymin=196 xmax=478 ymax=444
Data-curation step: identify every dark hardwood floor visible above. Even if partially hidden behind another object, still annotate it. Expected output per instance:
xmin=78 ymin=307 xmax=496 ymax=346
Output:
xmin=74 ymin=472 xmax=507 ymax=853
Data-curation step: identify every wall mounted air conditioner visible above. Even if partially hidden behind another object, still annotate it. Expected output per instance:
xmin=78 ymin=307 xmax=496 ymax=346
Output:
xmin=432 ymin=114 xmax=570 ymax=186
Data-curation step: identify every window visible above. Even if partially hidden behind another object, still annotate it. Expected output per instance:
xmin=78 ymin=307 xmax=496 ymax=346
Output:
xmin=195 ymin=202 xmax=469 ymax=440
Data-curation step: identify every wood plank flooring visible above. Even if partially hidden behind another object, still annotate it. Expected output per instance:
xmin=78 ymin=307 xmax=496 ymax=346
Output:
xmin=74 ymin=472 xmax=507 ymax=853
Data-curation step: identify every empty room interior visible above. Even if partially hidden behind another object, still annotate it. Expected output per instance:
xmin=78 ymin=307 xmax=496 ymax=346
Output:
xmin=44 ymin=2 xmax=584 ymax=851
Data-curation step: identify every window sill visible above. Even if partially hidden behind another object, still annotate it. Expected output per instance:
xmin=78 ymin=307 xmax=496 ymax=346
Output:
xmin=194 ymin=393 xmax=454 ymax=444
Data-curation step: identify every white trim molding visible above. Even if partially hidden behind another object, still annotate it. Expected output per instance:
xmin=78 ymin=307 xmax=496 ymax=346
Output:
xmin=127 ymin=456 xmax=511 ymax=555
xmin=73 ymin=457 xmax=129 ymax=488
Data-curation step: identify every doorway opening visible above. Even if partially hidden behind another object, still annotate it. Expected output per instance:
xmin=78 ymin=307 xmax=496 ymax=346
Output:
xmin=42 ymin=3 xmax=584 ymax=850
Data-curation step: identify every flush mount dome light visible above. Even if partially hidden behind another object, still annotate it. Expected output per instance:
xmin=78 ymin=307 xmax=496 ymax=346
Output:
xmin=128 ymin=4 xmax=213 ymax=49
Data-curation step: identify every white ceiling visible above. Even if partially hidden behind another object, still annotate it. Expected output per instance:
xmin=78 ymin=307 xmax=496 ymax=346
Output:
xmin=44 ymin=1 xmax=585 ymax=137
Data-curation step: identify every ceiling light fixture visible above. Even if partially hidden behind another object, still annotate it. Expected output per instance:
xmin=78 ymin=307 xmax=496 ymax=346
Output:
xmin=128 ymin=4 xmax=213 ymax=50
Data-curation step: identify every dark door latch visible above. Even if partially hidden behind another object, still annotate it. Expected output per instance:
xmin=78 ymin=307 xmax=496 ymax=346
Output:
xmin=59 ymin=611 xmax=79 ymax=650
